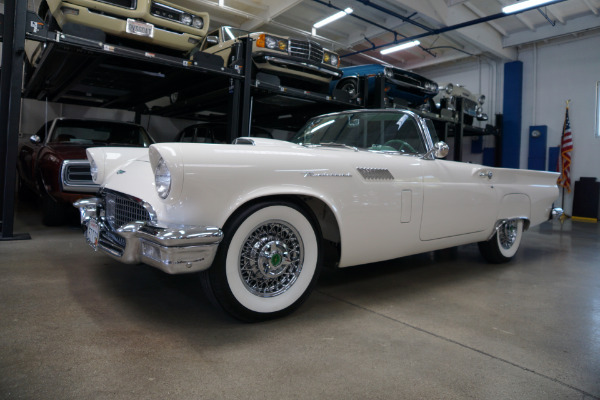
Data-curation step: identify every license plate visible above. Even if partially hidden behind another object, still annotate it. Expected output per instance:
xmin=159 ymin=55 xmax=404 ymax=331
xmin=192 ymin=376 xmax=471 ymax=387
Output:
xmin=86 ymin=219 xmax=100 ymax=250
xmin=126 ymin=19 xmax=154 ymax=38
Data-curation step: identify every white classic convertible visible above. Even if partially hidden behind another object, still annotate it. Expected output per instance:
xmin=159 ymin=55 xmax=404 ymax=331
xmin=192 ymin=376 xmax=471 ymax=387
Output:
xmin=75 ymin=109 xmax=561 ymax=321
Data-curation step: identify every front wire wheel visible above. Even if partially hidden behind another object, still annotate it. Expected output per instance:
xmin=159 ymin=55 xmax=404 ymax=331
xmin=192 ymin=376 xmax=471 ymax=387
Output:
xmin=478 ymin=219 xmax=524 ymax=263
xmin=200 ymin=202 xmax=322 ymax=322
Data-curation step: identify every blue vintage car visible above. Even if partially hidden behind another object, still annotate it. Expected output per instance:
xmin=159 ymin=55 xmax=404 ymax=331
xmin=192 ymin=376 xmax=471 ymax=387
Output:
xmin=330 ymin=64 xmax=438 ymax=108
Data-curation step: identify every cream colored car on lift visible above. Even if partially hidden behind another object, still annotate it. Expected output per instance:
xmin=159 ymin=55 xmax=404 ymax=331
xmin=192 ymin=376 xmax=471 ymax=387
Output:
xmin=197 ymin=26 xmax=342 ymax=90
xmin=32 ymin=0 xmax=209 ymax=54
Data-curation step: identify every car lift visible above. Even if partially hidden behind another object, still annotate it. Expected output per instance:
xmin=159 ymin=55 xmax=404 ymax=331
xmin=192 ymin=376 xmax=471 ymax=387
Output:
xmin=0 ymin=0 xmax=499 ymax=240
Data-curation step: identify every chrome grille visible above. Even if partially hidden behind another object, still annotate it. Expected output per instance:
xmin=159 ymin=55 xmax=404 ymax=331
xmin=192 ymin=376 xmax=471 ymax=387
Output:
xmin=392 ymin=71 xmax=423 ymax=88
xmin=97 ymin=0 xmax=136 ymax=9
xmin=66 ymin=165 xmax=92 ymax=184
xmin=104 ymin=191 xmax=151 ymax=230
xmin=289 ymin=40 xmax=324 ymax=63
xmin=151 ymin=2 xmax=187 ymax=23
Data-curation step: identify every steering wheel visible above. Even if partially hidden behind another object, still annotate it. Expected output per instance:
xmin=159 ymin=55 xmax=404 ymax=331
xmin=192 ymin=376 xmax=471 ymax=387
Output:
xmin=383 ymin=139 xmax=417 ymax=153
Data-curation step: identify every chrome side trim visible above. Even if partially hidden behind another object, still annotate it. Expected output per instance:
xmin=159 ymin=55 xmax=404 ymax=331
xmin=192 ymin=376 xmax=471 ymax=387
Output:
xmin=262 ymin=56 xmax=342 ymax=78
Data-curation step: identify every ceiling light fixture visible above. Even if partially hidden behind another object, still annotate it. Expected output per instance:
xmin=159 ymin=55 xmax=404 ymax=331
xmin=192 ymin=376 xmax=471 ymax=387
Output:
xmin=502 ymin=0 xmax=562 ymax=14
xmin=313 ymin=7 xmax=353 ymax=28
xmin=380 ymin=40 xmax=420 ymax=55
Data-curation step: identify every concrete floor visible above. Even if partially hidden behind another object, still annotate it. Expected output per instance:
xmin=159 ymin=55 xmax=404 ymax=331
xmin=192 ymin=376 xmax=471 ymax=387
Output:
xmin=1 ymin=203 xmax=599 ymax=400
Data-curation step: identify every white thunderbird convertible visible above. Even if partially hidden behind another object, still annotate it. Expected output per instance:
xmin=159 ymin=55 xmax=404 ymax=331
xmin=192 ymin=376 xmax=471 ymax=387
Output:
xmin=75 ymin=109 xmax=561 ymax=321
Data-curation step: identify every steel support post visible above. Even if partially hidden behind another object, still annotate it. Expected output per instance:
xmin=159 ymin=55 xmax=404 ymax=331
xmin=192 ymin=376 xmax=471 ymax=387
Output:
xmin=0 ymin=0 xmax=31 ymax=240
xmin=453 ymin=97 xmax=464 ymax=162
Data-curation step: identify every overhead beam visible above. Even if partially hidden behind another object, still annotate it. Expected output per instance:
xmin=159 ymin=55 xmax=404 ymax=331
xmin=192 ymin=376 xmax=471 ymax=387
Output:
xmin=503 ymin=12 xmax=600 ymax=47
xmin=240 ymin=0 xmax=304 ymax=31
xmin=463 ymin=1 xmax=508 ymax=36
xmin=583 ymin=0 xmax=599 ymax=15
xmin=365 ymin=0 xmax=517 ymax=60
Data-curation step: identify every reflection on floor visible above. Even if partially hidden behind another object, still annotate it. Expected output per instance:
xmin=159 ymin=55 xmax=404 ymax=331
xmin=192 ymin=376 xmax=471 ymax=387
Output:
xmin=2 ymin=200 xmax=599 ymax=399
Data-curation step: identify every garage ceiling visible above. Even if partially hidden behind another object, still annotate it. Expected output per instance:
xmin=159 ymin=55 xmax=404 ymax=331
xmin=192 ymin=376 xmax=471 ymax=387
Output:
xmin=180 ymin=0 xmax=600 ymax=69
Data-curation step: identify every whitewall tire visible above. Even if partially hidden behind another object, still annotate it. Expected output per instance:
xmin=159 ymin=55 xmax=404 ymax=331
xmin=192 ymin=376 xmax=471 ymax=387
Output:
xmin=200 ymin=201 xmax=322 ymax=322
xmin=478 ymin=219 xmax=524 ymax=264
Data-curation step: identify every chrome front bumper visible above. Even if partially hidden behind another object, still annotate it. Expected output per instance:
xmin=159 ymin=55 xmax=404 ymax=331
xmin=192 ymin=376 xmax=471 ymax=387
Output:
xmin=260 ymin=55 xmax=342 ymax=78
xmin=74 ymin=198 xmax=223 ymax=274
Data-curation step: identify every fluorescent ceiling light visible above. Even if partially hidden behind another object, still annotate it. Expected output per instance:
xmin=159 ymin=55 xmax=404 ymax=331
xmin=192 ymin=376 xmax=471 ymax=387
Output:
xmin=380 ymin=40 xmax=420 ymax=55
xmin=502 ymin=0 xmax=561 ymax=14
xmin=313 ymin=8 xmax=353 ymax=28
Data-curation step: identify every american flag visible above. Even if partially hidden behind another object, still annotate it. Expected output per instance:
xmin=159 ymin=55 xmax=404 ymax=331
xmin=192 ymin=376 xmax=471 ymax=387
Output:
xmin=557 ymin=104 xmax=573 ymax=193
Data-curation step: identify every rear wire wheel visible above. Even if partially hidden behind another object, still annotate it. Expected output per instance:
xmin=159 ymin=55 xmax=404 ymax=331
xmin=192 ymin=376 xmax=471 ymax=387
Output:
xmin=200 ymin=201 xmax=322 ymax=322
xmin=478 ymin=219 xmax=524 ymax=263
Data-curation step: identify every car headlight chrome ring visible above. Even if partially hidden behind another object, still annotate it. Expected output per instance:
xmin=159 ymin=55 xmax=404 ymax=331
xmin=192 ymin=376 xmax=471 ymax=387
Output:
xmin=384 ymin=67 xmax=394 ymax=78
xmin=192 ymin=16 xmax=203 ymax=29
xmin=155 ymin=158 xmax=171 ymax=199
xmin=445 ymin=83 xmax=454 ymax=94
xmin=180 ymin=13 xmax=192 ymax=26
xmin=90 ymin=158 xmax=98 ymax=182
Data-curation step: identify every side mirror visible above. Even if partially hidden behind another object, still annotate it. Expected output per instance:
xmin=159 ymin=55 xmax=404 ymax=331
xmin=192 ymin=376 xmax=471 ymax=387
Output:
xmin=423 ymin=141 xmax=449 ymax=160
xmin=206 ymin=36 xmax=219 ymax=44
xmin=29 ymin=135 xmax=42 ymax=144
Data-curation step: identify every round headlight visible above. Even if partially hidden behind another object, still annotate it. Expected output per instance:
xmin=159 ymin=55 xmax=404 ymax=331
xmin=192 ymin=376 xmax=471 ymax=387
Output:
xmin=384 ymin=68 xmax=394 ymax=78
xmin=181 ymin=14 xmax=192 ymax=25
xmin=323 ymin=52 xmax=330 ymax=63
xmin=265 ymin=36 xmax=277 ymax=49
xmin=90 ymin=158 xmax=98 ymax=182
xmin=192 ymin=16 xmax=203 ymax=29
xmin=278 ymin=40 xmax=288 ymax=51
xmin=478 ymin=94 xmax=486 ymax=105
xmin=445 ymin=83 xmax=453 ymax=94
xmin=155 ymin=158 xmax=171 ymax=199
xmin=330 ymin=54 xmax=338 ymax=66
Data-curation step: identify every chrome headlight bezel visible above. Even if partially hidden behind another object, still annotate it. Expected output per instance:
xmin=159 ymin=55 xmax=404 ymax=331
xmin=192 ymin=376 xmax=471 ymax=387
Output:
xmin=155 ymin=158 xmax=172 ymax=199
xmin=384 ymin=67 xmax=394 ymax=79
xmin=264 ymin=35 xmax=288 ymax=52
xmin=90 ymin=158 xmax=98 ymax=182
xmin=192 ymin=16 xmax=203 ymax=29
xmin=445 ymin=83 xmax=454 ymax=94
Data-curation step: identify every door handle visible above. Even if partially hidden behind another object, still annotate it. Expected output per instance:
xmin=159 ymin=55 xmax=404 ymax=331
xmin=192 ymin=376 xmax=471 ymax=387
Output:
xmin=479 ymin=171 xmax=493 ymax=179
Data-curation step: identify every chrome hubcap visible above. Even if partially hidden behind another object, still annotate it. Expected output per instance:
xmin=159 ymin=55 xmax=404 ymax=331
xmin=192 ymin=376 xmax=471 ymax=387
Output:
xmin=239 ymin=221 xmax=304 ymax=297
xmin=498 ymin=220 xmax=519 ymax=250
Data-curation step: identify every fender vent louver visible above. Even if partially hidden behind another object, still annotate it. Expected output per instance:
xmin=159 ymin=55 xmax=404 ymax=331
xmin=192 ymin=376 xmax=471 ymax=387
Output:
xmin=357 ymin=168 xmax=394 ymax=181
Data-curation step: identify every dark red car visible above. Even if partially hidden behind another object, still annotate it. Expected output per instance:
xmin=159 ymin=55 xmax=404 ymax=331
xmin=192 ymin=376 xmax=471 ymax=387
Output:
xmin=17 ymin=118 xmax=154 ymax=226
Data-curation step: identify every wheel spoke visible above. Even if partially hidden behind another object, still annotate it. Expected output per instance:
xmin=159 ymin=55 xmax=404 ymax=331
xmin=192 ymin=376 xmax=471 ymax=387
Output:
xmin=238 ymin=220 xmax=304 ymax=297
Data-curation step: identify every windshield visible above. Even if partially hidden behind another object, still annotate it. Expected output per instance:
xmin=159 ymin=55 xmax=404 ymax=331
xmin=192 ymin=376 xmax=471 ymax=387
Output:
xmin=290 ymin=111 xmax=426 ymax=154
xmin=49 ymin=120 xmax=154 ymax=147
xmin=222 ymin=26 xmax=249 ymax=41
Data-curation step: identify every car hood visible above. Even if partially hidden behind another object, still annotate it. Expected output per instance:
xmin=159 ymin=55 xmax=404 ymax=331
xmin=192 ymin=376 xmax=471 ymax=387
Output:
xmin=45 ymin=144 xmax=91 ymax=160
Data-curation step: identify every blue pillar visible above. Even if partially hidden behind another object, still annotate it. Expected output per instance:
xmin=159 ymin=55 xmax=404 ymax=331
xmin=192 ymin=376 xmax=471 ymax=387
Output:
xmin=501 ymin=61 xmax=523 ymax=169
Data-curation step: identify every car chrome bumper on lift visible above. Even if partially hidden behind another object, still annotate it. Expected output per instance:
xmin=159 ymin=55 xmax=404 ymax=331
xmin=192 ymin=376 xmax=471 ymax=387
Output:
xmin=74 ymin=198 xmax=223 ymax=274
xmin=260 ymin=55 xmax=342 ymax=78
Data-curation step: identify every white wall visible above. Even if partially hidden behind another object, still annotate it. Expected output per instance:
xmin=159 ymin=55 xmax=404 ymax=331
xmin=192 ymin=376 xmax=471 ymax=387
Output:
xmin=518 ymin=30 xmax=600 ymax=213
xmin=417 ymin=29 xmax=600 ymax=214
